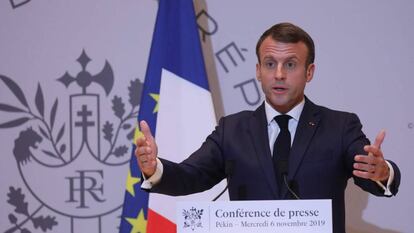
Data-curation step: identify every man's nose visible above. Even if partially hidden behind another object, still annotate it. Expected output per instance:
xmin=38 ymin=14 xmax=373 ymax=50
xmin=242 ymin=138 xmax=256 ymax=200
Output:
xmin=274 ymin=64 xmax=286 ymax=80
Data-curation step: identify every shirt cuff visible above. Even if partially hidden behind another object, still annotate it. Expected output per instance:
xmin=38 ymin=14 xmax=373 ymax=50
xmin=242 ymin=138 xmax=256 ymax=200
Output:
xmin=141 ymin=158 xmax=163 ymax=189
xmin=375 ymin=160 xmax=395 ymax=196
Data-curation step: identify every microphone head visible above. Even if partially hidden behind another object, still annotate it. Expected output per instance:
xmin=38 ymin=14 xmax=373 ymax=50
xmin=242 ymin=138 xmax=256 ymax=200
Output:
xmin=225 ymin=160 xmax=235 ymax=176
xmin=278 ymin=159 xmax=289 ymax=175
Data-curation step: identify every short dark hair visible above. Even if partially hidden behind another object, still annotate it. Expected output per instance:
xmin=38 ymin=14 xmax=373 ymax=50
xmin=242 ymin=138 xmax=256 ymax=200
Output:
xmin=256 ymin=22 xmax=315 ymax=66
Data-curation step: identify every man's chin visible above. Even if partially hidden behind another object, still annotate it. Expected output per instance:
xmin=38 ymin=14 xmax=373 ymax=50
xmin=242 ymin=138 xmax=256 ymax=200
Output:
xmin=268 ymin=100 xmax=290 ymax=113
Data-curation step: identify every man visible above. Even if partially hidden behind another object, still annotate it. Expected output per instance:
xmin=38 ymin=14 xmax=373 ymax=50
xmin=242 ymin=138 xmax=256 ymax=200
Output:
xmin=135 ymin=22 xmax=401 ymax=233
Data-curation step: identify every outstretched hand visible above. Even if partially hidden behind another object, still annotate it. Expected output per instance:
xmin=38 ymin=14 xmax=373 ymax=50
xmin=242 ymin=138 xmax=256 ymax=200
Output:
xmin=135 ymin=120 xmax=158 ymax=177
xmin=353 ymin=130 xmax=390 ymax=183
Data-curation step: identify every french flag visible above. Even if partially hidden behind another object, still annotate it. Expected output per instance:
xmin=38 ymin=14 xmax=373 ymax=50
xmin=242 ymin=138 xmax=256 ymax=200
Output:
xmin=120 ymin=0 xmax=226 ymax=232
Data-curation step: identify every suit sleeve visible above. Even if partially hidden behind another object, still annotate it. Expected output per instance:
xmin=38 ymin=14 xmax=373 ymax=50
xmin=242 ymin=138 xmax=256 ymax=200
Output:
xmin=150 ymin=118 xmax=226 ymax=196
xmin=343 ymin=113 xmax=401 ymax=196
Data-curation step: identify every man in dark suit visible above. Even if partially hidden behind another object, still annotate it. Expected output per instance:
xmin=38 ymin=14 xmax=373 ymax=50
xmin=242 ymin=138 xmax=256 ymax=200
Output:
xmin=135 ymin=22 xmax=401 ymax=233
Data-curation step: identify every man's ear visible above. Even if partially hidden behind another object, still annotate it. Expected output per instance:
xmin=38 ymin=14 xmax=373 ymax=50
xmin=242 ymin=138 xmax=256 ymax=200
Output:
xmin=256 ymin=63 xmax=261 ymax=81
xmin=306 ymin=63 xmax=315 ymax=82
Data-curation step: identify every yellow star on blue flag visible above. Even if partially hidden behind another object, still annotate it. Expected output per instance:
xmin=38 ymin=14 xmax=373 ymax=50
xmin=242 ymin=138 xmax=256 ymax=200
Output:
xmin=125 ymin=209 xmax=147 ymax=233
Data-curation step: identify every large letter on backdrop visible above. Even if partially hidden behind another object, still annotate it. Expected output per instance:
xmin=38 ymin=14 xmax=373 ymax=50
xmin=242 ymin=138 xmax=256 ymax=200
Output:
xmin=119 ymin=0 xmax=223 ymax=232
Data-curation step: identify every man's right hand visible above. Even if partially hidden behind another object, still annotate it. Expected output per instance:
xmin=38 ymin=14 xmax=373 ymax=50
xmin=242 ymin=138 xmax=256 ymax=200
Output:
xmin=135 ymin=120 xmax=158 ymax=177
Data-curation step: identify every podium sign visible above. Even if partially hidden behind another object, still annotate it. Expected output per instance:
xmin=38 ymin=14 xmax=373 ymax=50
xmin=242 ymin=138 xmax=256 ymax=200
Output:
xmin=176 ymin=200 xmax=332 ymax=233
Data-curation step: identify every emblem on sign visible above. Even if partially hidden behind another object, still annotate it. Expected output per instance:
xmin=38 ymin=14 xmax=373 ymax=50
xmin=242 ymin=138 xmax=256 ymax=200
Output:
xmin=183 ymin=207 xmax=204 ymax=231
xmin=1 ymin=50 xmax=142 ymax=232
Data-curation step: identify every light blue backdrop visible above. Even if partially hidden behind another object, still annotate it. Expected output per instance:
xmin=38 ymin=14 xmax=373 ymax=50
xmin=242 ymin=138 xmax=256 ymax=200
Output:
xmin=0 ymin=1 xmax=412 ymax=232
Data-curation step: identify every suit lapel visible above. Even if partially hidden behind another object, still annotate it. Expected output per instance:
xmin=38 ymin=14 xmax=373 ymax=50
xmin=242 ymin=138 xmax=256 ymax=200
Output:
xmin=249 ymin=103 xmax=279 ymax=198
xmin=282 ymin=98 xmax=321 ymax=198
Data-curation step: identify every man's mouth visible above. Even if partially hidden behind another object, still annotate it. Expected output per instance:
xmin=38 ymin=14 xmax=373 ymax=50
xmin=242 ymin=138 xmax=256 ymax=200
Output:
xmin=273 ymin=86 xmax=287 ymax=92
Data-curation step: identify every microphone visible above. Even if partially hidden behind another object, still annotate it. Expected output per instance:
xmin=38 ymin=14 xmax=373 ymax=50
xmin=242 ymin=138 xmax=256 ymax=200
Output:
xmin=283 ymin=175 xmax=300 ymax=199
xmin=212 ymin=160 xmax=234 ymax=201
xmin=278 ymin=159 xmax=300 ymax=199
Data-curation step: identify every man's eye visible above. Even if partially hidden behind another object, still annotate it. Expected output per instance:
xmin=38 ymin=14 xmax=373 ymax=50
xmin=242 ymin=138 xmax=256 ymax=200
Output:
xmin=265 ymin=62 xmax=275 ymax=69
xmin=285 ymin=61 xmax=296 ymax=70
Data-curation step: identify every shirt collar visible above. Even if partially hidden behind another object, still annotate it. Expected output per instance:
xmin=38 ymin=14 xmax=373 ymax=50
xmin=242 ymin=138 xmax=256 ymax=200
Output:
xmin=264 ymin=98 xmax=305 ymax=125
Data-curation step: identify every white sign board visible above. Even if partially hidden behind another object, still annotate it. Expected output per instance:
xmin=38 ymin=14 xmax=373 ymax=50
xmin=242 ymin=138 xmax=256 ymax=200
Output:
xmin=176 ymin=200 xmax=332 ymax=233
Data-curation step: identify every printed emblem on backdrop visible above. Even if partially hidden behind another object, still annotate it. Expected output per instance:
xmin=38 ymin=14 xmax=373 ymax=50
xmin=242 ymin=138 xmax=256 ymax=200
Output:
xmin=1 ymin=50 xmax=142 ymax=233
xmin=183 ymin=207 xmax=204 ymax=231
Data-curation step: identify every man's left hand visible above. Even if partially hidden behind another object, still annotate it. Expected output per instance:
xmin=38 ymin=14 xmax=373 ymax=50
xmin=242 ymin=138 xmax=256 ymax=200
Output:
xmin=353 ymin=130 xmax=390 ymax=182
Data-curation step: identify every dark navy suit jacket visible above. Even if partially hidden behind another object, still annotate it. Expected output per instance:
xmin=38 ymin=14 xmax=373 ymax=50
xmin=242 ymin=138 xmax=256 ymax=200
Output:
xmin=150 ymin=98 xmax=401 ymax=233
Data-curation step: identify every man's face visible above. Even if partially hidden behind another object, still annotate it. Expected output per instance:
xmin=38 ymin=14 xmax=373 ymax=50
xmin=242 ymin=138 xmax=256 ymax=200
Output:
xmin=256 ymin=37 xmax=315 ymax=113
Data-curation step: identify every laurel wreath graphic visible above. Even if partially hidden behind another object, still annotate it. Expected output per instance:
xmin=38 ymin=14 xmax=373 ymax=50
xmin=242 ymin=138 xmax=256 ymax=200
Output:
xmin=5 ymin=186 xmax=57 ymax=233
xmin=0 ymin=74 xmax=142 ymax=166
